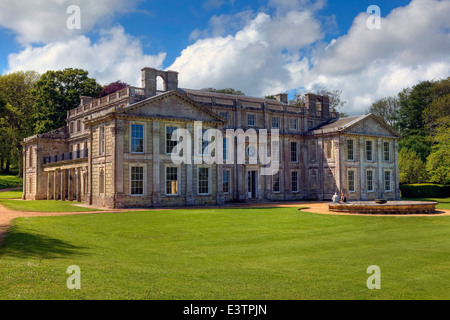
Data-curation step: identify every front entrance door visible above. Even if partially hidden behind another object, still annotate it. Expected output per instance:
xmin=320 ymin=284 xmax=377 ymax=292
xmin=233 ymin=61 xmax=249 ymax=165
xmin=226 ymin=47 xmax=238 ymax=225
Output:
xmin=247 ymin=171 xmax=257 ymax=199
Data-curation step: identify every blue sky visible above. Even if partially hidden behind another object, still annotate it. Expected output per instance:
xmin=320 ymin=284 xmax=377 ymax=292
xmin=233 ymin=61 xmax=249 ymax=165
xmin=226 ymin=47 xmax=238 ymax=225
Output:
xmin=0 ymin=0 xmax=449 ymax=114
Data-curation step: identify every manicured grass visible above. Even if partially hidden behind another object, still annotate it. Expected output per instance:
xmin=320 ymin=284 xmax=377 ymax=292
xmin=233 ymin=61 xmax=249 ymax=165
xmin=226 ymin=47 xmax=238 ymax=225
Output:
xmin=402 ymin=197 xmax=450 ymax=210
xmin=0 ymin=199 xmax=101 ymax=212
xmin=0 ymin=173 xmax=22 ymax=189
xmin=0 ymin=207 xmax=448 ymax=300
xmin=0 ymin=191 xmax=23 ymax=199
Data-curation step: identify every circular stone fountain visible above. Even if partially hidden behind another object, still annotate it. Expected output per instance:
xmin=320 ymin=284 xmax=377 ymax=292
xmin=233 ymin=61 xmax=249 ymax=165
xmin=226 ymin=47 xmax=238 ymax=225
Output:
xmin=328 ymin=201 xmax=439 ymax=215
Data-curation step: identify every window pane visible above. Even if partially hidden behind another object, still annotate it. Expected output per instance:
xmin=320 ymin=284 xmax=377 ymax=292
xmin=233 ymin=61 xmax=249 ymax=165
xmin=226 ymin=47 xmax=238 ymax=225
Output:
xmin=366 ymin=141 xmax=372 ymax=161
xmin=273 ymin=172 xmax=280 ymax=193
xmin=385 ymin=171 xmax=391 ymax=191
xmin=384 ymin=142 xmax=390 ymax=161
xmin=166 ymin=126 xmax=178 ymax=154
xmin=166 ymin=167 xmax=178 ymax=195
xmin=131 ymin=166 xmax=144 ymax=195
xmin=223 ymin=170 xmax=230 ymax=193
xmin=291 ymin=172 xmax=299 ymax=192
xmin=131 ymin=124 xmax=144 ymax=153
xmin=290 ymin=142 xmax=298 ymax=162
xmin=367 ymin=171 xmax=373 ymax=192
xmin=347 ymin=140 xmax=354 ymax=161
xmin=198 ymin=168 xmax=209 ymax=194
xmin=348 ymin=170 xmax=355 ymax=192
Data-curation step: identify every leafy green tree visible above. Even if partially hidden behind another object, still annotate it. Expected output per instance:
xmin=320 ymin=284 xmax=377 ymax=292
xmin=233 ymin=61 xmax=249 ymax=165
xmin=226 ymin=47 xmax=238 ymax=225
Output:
xmin=32 ymin=68 xmax=102 ymax=134
xmin=0 ymin=71 xmax=40 ymax=175
xmin=367 ymin=96 xmax=399 ymax=129
xmin=201 ymin=88 xmax=245 ymax=96
xmin=398 ymin=148 xmax=428 ymax=184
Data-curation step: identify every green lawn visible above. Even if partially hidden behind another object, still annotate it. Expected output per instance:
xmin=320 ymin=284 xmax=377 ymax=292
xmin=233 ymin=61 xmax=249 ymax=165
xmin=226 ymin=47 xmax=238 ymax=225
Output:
xmin=0 ymin=207 xmax=448 ymax=300
xmin=402 ymin=197 xmax=450 ymax=210
xmin=0 ymin=190 xmax=23 ymax=199
xmin=0 ymin=172 xmax=22 ymax=189
xmin=0 ymin=199 xmax=101 ymax=212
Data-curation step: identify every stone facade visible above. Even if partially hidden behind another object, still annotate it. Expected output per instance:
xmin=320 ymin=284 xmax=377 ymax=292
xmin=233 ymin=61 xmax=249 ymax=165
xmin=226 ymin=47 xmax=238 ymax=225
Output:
xmin=22 ymin=67 xmax=401 ymax=208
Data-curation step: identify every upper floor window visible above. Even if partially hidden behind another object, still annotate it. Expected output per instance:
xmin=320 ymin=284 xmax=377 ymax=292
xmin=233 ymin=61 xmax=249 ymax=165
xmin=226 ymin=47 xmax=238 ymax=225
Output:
xmin=384 ymin=142 xmax=391 ymax=162
xmin=99 ymin=126 xmax=105 ymax=155
xmin=166 ymin=126 xmax=178 ymax=154
xmin=326 ymin=140 xmax=333 ymax=159
xmin=272 ymin=117 xmax=280 ymax=129
xmin=347 ymin=139 xmax=355 ymax=161
xmin=131 ymin=124 xmax=144 ymax=153
xmin=290 ymin=141 xmax=298 ymax=162
xmin=290 ymin=118 xmax=298 ymax=130
xmin=77 ymin=120 xmax=81 ymax=132
xmin=247 ymin=114 xmax=256 ymax=127
xmin=309 ymin=141 xmax=316 ymax=162
xmin=366 ymin=140 xmax=373 ymax=161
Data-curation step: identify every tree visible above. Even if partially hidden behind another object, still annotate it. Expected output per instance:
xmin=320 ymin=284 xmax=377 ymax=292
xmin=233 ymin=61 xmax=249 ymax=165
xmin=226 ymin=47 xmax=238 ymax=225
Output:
xmin=0 ymin=71 xmax=40 ymax=175
xmin=367 ymin=96 xmax=399 ymax=129
xmin=99 ymin=80 xmax=129 ymax=98
xmin=32 ymin=68 xmax=102 ymax=134
xmin=398 ymin=148 xmax=428 ymax=184
xmin=201 ymin=88 xmax=245 ymax=96
xmin=290 ymin=89 xmax=347 ymax=114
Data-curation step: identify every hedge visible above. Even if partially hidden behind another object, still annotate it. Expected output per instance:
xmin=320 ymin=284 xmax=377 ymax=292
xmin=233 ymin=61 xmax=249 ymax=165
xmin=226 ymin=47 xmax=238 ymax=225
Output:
xmin=400 ymin=184 xmax=450 ymax=198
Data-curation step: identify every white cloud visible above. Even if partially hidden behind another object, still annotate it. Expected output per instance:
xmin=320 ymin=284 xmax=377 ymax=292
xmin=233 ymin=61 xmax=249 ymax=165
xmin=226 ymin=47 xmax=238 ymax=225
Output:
xmin=0 ymin=0 xmax=140 ymax=44
xmin=7 ymin=26 xmax=166 ymax=86
xmin=171 ymin=0 xmax=449 ymax=116
xmin=170 ymin=9 xmax=323 ymax=96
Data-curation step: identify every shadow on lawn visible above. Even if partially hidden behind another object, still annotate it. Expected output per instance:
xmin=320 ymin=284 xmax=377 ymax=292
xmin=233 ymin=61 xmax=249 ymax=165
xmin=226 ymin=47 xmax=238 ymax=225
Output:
xmin=0 ymin=229 xmax=87 ymax=259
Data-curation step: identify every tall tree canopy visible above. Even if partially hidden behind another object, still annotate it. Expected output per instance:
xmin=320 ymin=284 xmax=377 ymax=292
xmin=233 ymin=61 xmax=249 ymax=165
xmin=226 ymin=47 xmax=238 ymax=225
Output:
xmin=32 ymin=68 xmax=102 ymax=134
xmin=99 ymin=80 xmax=129 ymax=98
xmin=367 ymin=96 xmax=400 ymax=129
xmin=0 ymin=71 xmax=40 ymax=174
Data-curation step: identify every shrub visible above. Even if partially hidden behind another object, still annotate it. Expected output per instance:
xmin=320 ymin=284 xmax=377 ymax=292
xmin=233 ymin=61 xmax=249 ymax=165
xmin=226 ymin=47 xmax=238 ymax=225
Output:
xmin=400 ymin=183 xmax=450 ymax=198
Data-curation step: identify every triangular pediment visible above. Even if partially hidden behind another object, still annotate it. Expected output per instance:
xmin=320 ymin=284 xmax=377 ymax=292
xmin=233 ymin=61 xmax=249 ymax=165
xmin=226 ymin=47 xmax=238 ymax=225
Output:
xmin=343 ymin=114 xmax=400 ymax=137
xmin=119 ymin=90 xmax=226 ymax=124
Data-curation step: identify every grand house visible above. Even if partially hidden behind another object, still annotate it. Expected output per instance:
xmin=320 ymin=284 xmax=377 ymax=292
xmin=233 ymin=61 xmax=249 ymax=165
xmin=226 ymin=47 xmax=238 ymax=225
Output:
xmin=22 ymin=68 xmax=401 ymax=208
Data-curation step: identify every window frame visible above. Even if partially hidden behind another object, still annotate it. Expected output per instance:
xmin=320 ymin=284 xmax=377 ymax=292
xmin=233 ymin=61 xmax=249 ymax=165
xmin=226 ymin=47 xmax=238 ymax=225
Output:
xmin=348 ymin=170 xmax=356 ymax=193
xmin=129 ymin=164 xmax=146 ymax=196
xmin=384 ymin=170 xmax=391 ymax=192
xmin=366 ymin=170 xmax=374 ymax=193
xmin=366 ymin=140 xmax=373 ymax=162
xmin=165 ymin=165 xmax=179 ymax=196
xmin=198 ymin=167 xmax=211 ymax=195
xmin=272 ymin=171 xmax=281 ymax=193
xmin=291 ymin=171 xmax=299 ymax=193
xmin=347 ymin=139 xmax=355 ymax=161
xmin=247 ymin=114 xmax=256 ymax=127
xmin=290 ymin=141 xmax=298 ymax=163
xmin=384 ymin=142 xmax=391 ymax=162
xmin=130 ymin=122 xmax=145 ymax=154
xmin=223 ymin=170 xmax=231 ymax=194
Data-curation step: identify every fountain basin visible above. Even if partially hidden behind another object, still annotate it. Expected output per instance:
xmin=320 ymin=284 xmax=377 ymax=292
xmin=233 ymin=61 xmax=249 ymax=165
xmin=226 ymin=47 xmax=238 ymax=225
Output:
xmin=328 ymin=201 xmax=439 ymax=215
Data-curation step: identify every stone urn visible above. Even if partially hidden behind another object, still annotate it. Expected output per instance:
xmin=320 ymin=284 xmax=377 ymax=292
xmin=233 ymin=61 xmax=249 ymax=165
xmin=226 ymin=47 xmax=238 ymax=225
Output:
xmin=375 ymin=199 xmax=387 ymax=204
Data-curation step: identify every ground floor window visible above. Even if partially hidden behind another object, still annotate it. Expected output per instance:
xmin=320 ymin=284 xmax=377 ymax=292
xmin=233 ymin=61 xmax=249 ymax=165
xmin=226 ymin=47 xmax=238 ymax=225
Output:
xmin=166 ymin=167 xmax=178 ymax=195
xmin=348 ymin=170 xmax=355 ymax=192
xmin=384 ymin=171 xmax=391 ymax=192
xmin=131 ymin=166 xmax=144 ymax=196
xmin=272 ymin=172 xmax=281 ymax=193
xmin=223 ymin=170 xmax=230 ymax=194
xmin=198 ymin=167 xmax=210 ymax=195
xmin=366 ymin=170 xmax=374 ymax=192
xmin=291 ymin=171 xmax=299 ymax=193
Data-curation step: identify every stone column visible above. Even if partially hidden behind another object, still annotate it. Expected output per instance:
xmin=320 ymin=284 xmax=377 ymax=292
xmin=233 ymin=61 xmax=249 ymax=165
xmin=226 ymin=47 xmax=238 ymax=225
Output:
xmin=152 ymin=121 xmax=161 ymax=206
xmin=377 ymin=138 xmax=383 ymax=199
xmin=185 ymin=123 xmax=194 ymax=206
xmin=53 ymin=170 xmax=58 ymax=200
xmin=61 ymin=169 xmax=66 ymax=201
xmin=68 ymin=168 xmax=73 ymax=201
xmin=76 ymin=167 xmax=82 ymax=202
xmin=359 ymin=137 xmax=365 ymax=200
xmin=394 ymin=140 xmax=401 ymax=200
xmin=47 ymin=171 xmax=52 ymax=200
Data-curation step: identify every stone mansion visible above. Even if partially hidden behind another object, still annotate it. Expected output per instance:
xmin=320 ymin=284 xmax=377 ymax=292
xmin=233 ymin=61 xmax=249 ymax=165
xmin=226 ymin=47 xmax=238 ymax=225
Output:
xmin=22 ymin=67 xmax=401 ymax=208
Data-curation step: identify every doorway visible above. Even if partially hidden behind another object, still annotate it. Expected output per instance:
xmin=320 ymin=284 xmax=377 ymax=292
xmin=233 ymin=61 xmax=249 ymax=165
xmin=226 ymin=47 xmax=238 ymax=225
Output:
xmin=247 ymin=171 xmax=258 ymax=199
